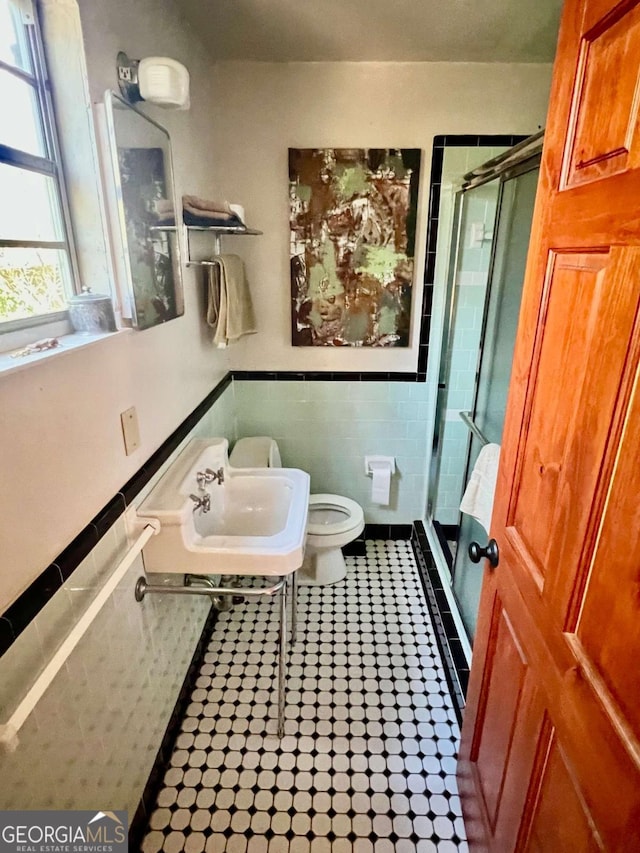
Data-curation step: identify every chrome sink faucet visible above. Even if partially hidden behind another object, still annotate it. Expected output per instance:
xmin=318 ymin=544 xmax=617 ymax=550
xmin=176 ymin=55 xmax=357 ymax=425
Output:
xmin=196 ymin=467 xmax=224 ymax=488
xmin=190 ymin=493 xmax=211 ymax=513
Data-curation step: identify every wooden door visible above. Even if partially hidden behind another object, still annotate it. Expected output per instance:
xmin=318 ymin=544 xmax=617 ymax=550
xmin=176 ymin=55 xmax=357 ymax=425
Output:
xmin=457 ymin=0 xmax=640 ymax=849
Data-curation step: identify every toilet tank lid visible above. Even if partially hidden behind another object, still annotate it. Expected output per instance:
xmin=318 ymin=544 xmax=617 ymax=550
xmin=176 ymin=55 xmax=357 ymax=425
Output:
xmin=229 ymin=436 xmax=281 ymax=468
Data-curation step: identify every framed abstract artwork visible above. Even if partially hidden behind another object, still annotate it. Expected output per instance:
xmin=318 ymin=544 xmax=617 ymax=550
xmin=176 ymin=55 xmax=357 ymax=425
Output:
xmin=289 ymin=148 xmax=421 ymax=347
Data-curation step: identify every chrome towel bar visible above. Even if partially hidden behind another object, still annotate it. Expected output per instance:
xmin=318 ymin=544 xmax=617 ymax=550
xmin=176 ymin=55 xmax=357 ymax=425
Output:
xmin=460 ymin=410 xmax=490 ymax=447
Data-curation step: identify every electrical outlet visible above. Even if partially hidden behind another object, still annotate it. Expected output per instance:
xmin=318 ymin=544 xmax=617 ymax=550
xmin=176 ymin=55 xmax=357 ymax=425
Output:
xmin=120 ymin=407 xmax=140 ymax=455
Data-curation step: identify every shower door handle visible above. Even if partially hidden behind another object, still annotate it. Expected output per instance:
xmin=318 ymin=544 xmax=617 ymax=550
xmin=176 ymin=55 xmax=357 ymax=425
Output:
xmin=469 ymin=539 xmax=500 ymax=568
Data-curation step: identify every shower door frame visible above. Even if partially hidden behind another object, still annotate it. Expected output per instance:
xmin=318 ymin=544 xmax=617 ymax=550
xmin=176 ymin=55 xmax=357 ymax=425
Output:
xmin=426 ymin=187 xmax=467 ymax=558
xmin=427 ymin=174 xmax=507 ymax=570
xmin=450 ymin=153 xmax=542 ymax=640
xmin=425 ymin=141 xmax=543 ymax=669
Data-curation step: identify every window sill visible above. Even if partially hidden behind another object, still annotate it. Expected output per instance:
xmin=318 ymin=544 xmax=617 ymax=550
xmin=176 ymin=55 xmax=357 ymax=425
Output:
xmin=0 ymin=329 xmax=132 ymax=378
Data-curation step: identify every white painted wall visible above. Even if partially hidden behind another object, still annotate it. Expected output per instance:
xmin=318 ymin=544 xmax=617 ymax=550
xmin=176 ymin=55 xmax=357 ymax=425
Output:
xmin=0 ymin=0 xmax=231 ymax=612
xmin=211 ymin=61 xmax=553 ymax=373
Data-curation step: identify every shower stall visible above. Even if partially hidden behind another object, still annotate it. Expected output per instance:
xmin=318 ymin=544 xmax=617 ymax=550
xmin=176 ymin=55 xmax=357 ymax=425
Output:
xmin=426 ymin=133 xmax=543 ymax=647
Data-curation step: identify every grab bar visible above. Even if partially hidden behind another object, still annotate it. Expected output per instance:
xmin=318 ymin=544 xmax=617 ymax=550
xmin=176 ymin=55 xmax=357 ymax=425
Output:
xmin=460 ymin=411 xmax=490 ymax=447
xmin=0 ymin=521 xmax=159 ymax=753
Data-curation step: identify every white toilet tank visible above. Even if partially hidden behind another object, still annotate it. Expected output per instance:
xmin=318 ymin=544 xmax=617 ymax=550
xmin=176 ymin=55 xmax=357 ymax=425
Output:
xmin=229 ymin=436 xmax=282 ymax=468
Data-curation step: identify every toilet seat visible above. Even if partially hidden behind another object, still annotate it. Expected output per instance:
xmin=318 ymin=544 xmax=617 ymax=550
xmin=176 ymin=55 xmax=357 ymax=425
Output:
xmin=307 ymin=494 xmax=364 ymax=537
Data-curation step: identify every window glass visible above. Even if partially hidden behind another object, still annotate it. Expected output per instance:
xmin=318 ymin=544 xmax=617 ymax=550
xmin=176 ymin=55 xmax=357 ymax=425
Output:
xmin=0 ymin=0 xmax=77 ymax=330
xmin=0 ymin=69 xmax=45 ymax=155
xmin=0 ymin=246 xmax=68 ymax=322
xmin=0 ymin=162 xmax=63 ymax=242
xmin=0 ymin=0 xmax=32 ymax=73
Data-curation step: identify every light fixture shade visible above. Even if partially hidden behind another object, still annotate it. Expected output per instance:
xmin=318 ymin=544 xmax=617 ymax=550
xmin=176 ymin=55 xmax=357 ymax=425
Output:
xmin=138 ymin=57 xmax=190 ymax=109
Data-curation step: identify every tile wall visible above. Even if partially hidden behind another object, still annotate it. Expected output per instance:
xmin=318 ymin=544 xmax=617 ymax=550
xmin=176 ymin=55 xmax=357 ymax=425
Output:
xmin=232 ymin=380 xmax=430 ymax=525
xmin=0 ymin=386 xmax=236 ymax=817
xmin=0 ymin=372 xmax=433 ymax=817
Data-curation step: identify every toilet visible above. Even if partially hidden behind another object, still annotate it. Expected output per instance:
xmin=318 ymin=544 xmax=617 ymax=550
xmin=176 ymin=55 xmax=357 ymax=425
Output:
xmin=229 ymin=437 xmax=364 ymax=585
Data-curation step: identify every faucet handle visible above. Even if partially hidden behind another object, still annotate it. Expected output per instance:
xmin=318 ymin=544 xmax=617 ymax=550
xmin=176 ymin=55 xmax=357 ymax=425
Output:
xmin=189 ymin=493 xmax=211 ymax=512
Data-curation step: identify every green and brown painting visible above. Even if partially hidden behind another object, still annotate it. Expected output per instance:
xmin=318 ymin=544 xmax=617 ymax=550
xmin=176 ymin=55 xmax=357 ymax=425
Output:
xmin=289 ymin=148 xmax=421 ymax=347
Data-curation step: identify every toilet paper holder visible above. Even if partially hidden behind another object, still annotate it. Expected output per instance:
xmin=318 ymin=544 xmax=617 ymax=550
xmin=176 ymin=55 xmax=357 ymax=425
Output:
xmin=364 ymin=456 xmax=396 ymax=476
xmin=365 ymin=456 xmax=395 ymax=505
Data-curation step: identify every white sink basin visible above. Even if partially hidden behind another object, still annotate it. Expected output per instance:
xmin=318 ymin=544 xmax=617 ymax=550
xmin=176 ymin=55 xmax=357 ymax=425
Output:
xmin=137 ymin=438 xmax=310 ymax=575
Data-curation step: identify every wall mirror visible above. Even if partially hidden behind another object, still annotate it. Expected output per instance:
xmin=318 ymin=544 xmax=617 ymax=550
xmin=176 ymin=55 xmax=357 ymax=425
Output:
xmin=102 ymin=89 xmax=183 ymax=330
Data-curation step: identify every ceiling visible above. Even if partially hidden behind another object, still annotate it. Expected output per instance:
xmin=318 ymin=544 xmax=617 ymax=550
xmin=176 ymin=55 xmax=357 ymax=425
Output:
xmin=178 ymin=0 xmax=564 ymax=63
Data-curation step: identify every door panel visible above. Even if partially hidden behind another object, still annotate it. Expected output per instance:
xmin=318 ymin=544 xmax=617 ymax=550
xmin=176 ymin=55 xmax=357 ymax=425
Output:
xmin=572 ymin=358 xmax=640 ymax=746
xmin=508 ymin=251 xmax=610 ymax=585
xmin=458 ymin=0 xmax=640 ymax=848
xmin=459 ymin=576 xmax=548 ymax=852
xmin=507 ymin=247 xmax=640 ymax=613
xmin=564 ymin=1 xmax=640 ymax=188
xmin=521 ymin=730 xmax=604 ymax=852
xmin=472 ymin=600 xmax=528 ymax=828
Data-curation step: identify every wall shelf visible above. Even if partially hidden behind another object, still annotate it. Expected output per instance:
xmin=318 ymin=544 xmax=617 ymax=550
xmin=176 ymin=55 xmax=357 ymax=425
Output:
xmin=150 ymin=223 xmax=263 ymax=266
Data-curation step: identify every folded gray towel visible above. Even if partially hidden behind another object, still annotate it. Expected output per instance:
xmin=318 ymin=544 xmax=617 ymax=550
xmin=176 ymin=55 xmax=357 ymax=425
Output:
xmin=205 ymin=254 xmax=256 ymax=347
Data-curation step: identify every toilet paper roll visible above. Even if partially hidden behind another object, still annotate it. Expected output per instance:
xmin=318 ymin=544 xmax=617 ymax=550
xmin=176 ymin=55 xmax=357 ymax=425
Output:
xmin=369 ymin=460 xmax=391 ymax=505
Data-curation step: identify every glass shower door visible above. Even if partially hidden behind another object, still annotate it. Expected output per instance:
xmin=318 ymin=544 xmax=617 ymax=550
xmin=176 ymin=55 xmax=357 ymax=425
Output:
xmin=427 ymin=179 xmax=502 ymax=573
xmin=452 ymin=162 xmax=540 ymax=639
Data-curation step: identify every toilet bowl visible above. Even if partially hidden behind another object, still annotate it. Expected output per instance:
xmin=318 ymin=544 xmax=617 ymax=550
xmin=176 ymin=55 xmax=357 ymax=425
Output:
xmin=229 ymin=437 xmax=364 ymax=586
xmin=302 ymin=493 xmax=364 ymax=585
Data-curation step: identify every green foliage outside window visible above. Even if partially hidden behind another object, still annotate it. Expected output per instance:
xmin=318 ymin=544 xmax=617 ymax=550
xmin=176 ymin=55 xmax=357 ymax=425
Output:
xmin=0 ymin=254 xmax=66 ymax=322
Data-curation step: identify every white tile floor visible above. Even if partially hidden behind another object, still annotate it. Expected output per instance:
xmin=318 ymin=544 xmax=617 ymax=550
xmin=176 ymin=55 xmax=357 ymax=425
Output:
xmin=141 ymin=540 xmax=468 ymax=853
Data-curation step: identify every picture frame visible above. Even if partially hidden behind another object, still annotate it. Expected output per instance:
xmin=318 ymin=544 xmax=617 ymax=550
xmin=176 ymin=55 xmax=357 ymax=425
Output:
xmin=289 ymin=148 xmax=421 ymax=347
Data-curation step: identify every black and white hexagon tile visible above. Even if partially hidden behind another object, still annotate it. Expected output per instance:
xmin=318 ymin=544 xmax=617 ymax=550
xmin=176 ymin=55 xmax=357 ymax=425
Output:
xmin=142 ymin=541 xmax=468 ymax=853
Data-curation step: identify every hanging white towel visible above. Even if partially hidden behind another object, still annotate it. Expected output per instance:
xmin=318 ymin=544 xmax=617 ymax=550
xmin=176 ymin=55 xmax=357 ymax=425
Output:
xmin=205 ymin=254 xmax=257 ymax=347
xmin=459 ymin=443 xmax=501 ymax=534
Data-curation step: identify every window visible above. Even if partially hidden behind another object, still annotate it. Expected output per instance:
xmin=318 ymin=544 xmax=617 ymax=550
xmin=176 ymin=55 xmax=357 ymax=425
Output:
xmin=0 ymin=0 xmax=77 ymax=331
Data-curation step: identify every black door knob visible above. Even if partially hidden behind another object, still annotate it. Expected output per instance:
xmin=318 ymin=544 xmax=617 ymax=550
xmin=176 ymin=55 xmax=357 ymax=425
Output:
xmin=468 ymin=539 xmax=500 ymax=568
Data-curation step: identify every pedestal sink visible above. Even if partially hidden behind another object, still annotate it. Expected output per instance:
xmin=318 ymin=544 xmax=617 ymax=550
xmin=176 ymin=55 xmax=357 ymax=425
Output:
xmin=136 ymin=438 xmax=310 ymax=575
xmin=134 ymin=437 xmax=309 ymax=738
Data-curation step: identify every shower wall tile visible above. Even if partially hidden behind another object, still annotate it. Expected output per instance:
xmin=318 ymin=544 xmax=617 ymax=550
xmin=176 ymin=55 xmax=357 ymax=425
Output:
xmin=233 ymin=380 xmax=430 ymax=524
xmin=434 ymin=420 xmax=470 ymax=525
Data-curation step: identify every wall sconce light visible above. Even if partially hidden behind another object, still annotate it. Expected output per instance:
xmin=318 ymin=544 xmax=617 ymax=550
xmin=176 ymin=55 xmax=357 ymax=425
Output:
xmin=117 ymin=51 xmax=190 ymax=110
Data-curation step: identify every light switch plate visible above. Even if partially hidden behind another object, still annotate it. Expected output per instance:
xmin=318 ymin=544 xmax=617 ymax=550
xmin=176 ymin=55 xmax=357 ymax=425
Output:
xmin=120 ymin=406 xmax=140 ymax=455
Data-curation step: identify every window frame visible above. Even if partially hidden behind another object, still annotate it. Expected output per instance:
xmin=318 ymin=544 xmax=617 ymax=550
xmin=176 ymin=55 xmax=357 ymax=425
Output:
xmin=0 ymin=0 xmax=80 ymax=335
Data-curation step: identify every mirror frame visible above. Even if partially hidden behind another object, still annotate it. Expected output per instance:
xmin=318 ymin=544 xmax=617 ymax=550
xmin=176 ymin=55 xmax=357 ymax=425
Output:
xmin=101 ymin=90 xmax=183 ymax=330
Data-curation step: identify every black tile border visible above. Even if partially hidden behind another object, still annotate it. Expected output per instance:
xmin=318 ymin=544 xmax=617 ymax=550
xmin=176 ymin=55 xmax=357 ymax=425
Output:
xmin=433 ymin=519 xmax=455 ymax=571
xmin=0 ymin=373 xmax=233 ymax=658
xmin=411 ymin=520 xmax=469 ymax=725
xmin=129 ymin=605 xmax=219 ymax=851
xmin=231 ymin=370 xmax=423 ymax=383
xmin=2 ymin=564 xmax=64 ymax=640
xmin=0 ymin=367 xmax=424 ymax=658
xmin=341 ymin=533 xmax=366 ymax=557
xmin=365 ymin=523 xmax=413 ymax=541
xmin=343 ymin=524 xmax=411 ymax=555
xmin=121 ymin=373 xmax=233 ymax=507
